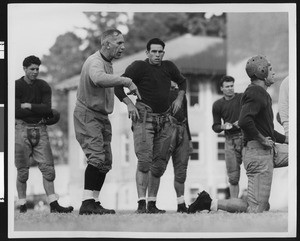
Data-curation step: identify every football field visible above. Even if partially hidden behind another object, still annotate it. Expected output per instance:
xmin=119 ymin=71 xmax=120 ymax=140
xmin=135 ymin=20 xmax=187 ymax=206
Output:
xmin=12 ymin=209 xmax=289 ymax=239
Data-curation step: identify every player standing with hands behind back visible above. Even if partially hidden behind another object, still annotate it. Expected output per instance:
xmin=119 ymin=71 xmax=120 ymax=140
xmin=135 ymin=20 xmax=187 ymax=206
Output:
xmin=212 ymin=76 xmax=243 ymax=198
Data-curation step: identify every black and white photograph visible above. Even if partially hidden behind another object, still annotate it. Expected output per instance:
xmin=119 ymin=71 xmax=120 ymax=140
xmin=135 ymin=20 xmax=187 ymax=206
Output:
xmin=1 ymin=2 xmax=297 ymax=240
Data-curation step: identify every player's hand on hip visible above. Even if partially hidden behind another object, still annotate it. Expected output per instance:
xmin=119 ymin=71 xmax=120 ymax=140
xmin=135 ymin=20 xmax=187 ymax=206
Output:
xmin=171 ymin=99 xmax=182 ymax=115
xmin=127 ymin=82 xmax=142 ymax=100
xmin=261 ymin=136 xmax=274 ymax=150
xmin=127 ymin=102 xmax=140 ymax=122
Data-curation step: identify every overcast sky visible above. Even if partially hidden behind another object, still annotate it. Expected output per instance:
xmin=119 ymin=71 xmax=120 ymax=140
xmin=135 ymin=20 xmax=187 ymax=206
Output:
xmin=8 ymin=4 xmax=91 ymax=80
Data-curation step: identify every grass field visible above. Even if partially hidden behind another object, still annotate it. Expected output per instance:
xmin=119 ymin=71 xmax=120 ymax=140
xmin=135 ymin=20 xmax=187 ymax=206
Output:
xmin=13 ymin=208 xmax=289 ymax=238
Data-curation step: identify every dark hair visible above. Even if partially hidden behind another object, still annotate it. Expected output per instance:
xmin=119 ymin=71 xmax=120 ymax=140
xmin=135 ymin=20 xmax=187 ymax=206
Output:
xmin=146 ymin=38 xmax=165 ymax=51
xmin=100 ymin=29 xmax=122 ymax=46
xmin=219 ymin=75 xmax=235 ymax=87
xmin=23 ymin=55 xmax=41 ymax=67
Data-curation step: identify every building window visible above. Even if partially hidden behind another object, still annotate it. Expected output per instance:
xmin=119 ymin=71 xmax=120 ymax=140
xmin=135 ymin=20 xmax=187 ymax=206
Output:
xmin=188 ymin=80 xmax=200 ymax=107
xmin=217 ymin=133 xmax=225 ymax=161
xmin=121 ymin=134 xmax=130 ymax=165
xmin=189 ymin=187 xmax=200 ymax=203
xmin=217 ymin=187 xmax=230 ymax=200
xmin=190 ymin=133 xmax=199 ymax=161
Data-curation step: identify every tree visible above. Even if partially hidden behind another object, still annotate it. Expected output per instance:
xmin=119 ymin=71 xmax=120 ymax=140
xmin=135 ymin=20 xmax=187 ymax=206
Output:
xmin=81 ymin=12 xmax=131 ymax=57
xmin=124 ymin=12 xmax=226 ymax=55
xmin=42 ymin=32 xmax=85 ymax=83
xmin=124 ymin=12 xmax=189 ymax=55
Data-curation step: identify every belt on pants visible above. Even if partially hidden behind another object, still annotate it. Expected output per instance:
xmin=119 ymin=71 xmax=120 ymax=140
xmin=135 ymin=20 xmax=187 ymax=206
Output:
xmin=139 ymin=105 xmax=170 ymax=142
xmin=244 ymin=140 xmax=277 ymax=155
xmin=226 ymin=132 xmax=242 ymax=140
xmin=168 ymin=115 xmax=186 ymax=125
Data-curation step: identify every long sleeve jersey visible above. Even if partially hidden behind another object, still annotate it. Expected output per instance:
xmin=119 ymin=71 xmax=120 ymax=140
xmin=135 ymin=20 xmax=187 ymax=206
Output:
xmin=169 ymin=88 xmax=191 ymax=140
xmin=15 ymin=77 xmax=52 ymax=124
xmin=115 ymin=59 xmax=187 ymax=113
xmin=76 ymin=51 xmax=131 ymax=114
xmin=238 ymin=84 xmax=285 ymax=143
xmin=212 ymin=93 xmax=243 ymax=136
xmin=278 ymin=76 xmax=289 ymax=136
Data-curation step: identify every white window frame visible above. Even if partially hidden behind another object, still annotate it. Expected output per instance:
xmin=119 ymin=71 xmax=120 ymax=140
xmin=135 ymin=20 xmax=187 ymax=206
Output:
xmin=187 ymin=79 xmax=201 ymax=109
xmin=189 ymin=186 xmax=200 ymax=203
xmin=217 ymin=133 xmax=226 ymax=161
xmin=190 ymin=133 xmax=200 ymax=161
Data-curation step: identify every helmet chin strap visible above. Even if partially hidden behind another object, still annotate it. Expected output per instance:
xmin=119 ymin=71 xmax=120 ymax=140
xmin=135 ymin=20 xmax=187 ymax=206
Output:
xmin=264 ymin=78 xmax=273 ymax=87
xmin=255 ymin=76 xmax=272 ymax=87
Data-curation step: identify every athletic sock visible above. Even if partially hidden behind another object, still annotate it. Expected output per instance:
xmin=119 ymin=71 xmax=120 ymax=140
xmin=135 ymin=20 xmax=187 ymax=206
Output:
xmin=48 ymin=194 xmax=58 ymax=204
xmin=82 ymin=164 xmax=101 ymax=202
xmin=94 ymin=171 xmax=106 ymax=192
xmin=84 ymin=164 xmax=99 ymax=190
xmin=210 ymin=199 xmax=218 ymax=211
xmin=18 ymin=198 xmax=26 ymax=206
xmin=93 ymin=190 xmax=100 ymax=202
xmin=177 ymin=195 xmax=185 ymax=205
xmin=82 ymin=190 xmax=94 ymax=201
xmin=147 ymin=197 xmax=156 ymax=202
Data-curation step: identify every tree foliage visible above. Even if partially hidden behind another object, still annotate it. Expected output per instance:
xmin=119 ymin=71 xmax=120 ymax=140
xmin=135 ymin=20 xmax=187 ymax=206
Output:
xmin=42 ymin=32 xmax=85 ymax=83
xmin=124 ymin=12 xmax=225 ymax=56
xmin=81 ymin=12 xmax=130 ymax=57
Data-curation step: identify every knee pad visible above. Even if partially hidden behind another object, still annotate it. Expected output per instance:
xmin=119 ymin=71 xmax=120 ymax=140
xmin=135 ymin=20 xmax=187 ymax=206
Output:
xmin=228 ymin=171 xmax=240 ymax=185
xmin=17 ymin=168 xmax=29 ymax=183
xmin=138 ymin=162 xmax=150 ymax=173
xmin=174 ymin=172 xmax=186 ymax=184
xmin=150 ymin=162 xmax=167 ymax=178
xmin=39 ymin=163 xmax=56 ymax=181
xmin=150 ymin=168 xmax=165 ymax=178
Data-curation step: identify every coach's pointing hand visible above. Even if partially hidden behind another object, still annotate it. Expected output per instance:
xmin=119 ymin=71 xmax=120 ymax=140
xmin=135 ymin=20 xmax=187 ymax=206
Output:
xmin=257 ymin=133 xmax=274 ymax=150
xmin=171 ymin=90 xmax=184 ymax=115
xmin=127 ymin=102 xmax=140 ymax=122
xmin=127 ymin=82 xmax=142 ymax=100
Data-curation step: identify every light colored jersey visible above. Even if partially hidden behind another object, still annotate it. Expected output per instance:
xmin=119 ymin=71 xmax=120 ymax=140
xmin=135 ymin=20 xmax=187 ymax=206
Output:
xmin=76 ymin=51 xmax=130 ymax=114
